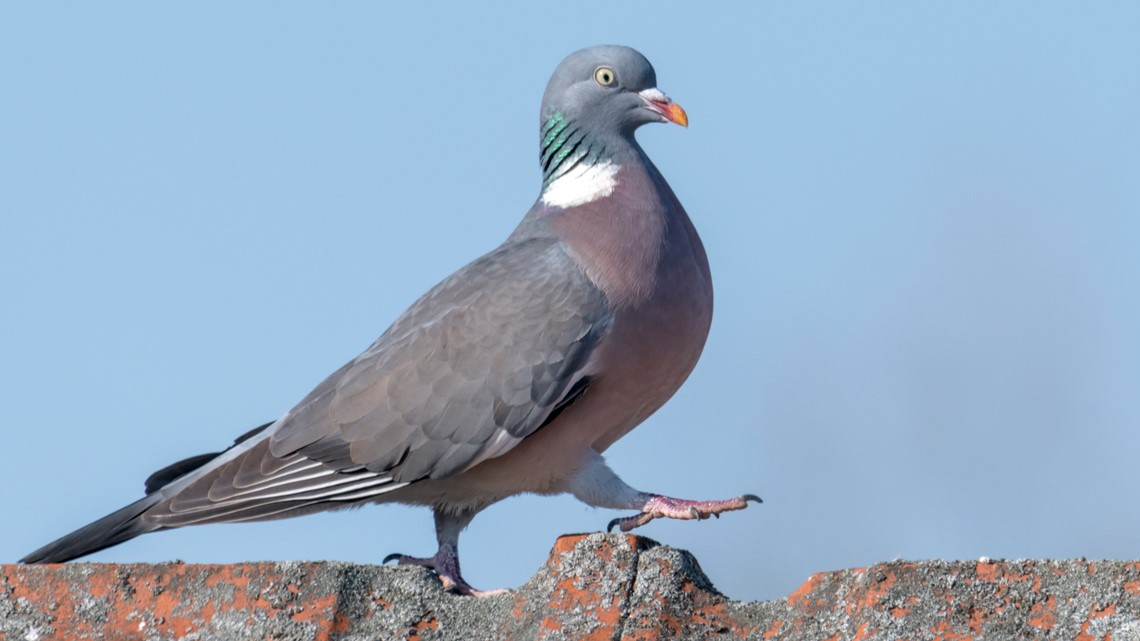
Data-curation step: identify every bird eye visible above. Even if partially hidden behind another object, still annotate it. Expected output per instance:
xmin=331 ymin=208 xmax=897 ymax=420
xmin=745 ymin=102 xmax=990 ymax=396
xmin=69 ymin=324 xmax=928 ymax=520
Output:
xmin=594 ymin=66 xmax=616 ymax=87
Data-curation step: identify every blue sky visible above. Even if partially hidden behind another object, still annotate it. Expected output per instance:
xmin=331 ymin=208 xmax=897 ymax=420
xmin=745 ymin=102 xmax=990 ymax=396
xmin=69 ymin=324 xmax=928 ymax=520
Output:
xmin=2 ymin=3 xmax=1139 ymax=602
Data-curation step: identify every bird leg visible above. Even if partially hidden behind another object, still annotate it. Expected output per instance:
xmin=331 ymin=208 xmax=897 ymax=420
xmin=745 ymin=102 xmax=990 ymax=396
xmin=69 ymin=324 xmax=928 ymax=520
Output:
xmin=382 ymin=507 xmax=505 ymax=597
xmin=567 ymin=450 xmax=761 ymax=533
xmin=606 ymin=493 xmax=762 ymax=532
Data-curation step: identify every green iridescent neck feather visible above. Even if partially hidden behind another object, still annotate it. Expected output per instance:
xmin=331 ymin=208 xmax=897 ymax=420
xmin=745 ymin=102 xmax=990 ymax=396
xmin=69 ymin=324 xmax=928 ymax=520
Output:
xmin=540 ymin=111 xmax=613 ymax=187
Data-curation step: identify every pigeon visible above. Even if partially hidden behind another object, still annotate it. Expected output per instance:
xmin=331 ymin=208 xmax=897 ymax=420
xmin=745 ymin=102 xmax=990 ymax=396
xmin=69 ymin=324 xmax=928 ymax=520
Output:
xmin=21 ymin=45 xmax=759 ymax=596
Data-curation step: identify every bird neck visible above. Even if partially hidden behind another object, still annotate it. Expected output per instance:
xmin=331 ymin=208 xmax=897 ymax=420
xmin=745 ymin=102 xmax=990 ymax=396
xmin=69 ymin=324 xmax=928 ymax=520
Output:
xmin=538 ymin=111 xmax=630 ymax=209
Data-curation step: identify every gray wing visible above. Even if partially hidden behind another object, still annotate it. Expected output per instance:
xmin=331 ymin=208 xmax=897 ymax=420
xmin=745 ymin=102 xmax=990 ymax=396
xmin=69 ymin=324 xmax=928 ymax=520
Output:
xmin=144 ymin=236 xmax=610 ymax=526
xmin=272 ymin=235 xmax=610 ymax=480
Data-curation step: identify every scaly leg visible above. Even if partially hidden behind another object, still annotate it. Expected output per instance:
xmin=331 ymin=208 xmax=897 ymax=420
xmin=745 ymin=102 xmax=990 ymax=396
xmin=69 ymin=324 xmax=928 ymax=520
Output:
xmin=383 ymin=507 xmax=505 ymax=597
xmin=606 ymin=493 xmax=761 ymax=532
xmin=567 ymin=450 xmax=761 ymax=533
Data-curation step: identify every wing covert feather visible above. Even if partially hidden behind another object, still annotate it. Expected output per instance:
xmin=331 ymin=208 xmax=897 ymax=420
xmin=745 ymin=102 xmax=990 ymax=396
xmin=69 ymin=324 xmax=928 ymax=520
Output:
xmin=269 ymin=237 xmax=610 ymax=483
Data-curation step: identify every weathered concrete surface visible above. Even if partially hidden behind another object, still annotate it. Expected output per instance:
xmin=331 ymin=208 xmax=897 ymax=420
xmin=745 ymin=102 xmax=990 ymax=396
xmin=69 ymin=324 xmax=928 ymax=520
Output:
xmin=2 ymin=533 xmax=1139 ymax=640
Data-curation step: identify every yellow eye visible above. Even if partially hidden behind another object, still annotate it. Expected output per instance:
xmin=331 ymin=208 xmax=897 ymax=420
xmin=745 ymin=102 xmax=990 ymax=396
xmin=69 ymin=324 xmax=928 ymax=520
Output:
xmin=594 ymin=66 xmax=616 ymax=87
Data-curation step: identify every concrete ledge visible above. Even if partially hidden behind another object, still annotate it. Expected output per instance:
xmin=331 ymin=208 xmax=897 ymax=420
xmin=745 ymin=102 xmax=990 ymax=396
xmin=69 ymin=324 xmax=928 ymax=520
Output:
xmin=2 ymin=533 xmax=1139 ymax=640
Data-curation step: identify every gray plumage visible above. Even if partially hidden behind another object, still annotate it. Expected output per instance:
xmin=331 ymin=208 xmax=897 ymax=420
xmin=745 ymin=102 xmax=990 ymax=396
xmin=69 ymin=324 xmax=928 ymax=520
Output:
xmin=22 ymin=45 xmax=756 ymax=594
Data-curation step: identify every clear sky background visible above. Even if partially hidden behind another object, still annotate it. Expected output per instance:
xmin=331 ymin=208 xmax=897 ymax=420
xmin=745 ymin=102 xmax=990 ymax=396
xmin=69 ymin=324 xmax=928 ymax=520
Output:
xmin=2 ymin=3 xmax=1138 ymax=603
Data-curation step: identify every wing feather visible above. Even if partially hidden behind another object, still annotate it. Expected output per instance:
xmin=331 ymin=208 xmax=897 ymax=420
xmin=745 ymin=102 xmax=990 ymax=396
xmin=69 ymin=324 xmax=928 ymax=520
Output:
xmin=143 ymin=235 xmax=609 ymax=526
xmin=269 ymin=236 xmax=610 ymax=483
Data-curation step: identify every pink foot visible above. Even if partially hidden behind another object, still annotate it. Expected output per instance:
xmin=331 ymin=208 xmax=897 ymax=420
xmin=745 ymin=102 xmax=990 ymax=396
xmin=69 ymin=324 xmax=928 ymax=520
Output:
xmin=607 ymin=493 xmax=762 ymax=532
xmin=383 ymin=545 xmax=506 ymax=597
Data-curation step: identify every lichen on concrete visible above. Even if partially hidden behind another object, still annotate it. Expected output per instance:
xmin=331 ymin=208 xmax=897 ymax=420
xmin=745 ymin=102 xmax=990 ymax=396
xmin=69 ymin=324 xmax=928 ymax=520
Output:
xmin=3 ymin=537 xmax=1140 ymax=640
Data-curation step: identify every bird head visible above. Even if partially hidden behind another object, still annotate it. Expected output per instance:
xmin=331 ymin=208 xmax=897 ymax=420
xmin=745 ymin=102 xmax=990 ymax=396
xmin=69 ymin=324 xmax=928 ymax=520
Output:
xmin=540 ymin=45 xmax=688 ymax=140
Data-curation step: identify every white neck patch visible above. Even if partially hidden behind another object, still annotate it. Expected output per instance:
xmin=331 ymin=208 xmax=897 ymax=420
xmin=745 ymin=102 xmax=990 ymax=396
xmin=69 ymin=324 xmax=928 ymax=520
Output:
xmin=541 ymin=160 xmax=620 ymax=208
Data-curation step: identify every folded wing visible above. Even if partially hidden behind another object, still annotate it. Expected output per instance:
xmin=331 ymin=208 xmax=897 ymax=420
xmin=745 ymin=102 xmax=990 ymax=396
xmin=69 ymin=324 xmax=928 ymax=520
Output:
xmin=144 ymin=237 xmax=610 ymax=527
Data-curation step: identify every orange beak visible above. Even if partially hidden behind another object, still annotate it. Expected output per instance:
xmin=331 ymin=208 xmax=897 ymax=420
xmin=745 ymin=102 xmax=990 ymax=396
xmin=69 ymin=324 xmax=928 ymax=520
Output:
xmin=640 ymin=89 xmax=689 ymax=128
xmin=662 ymin=101 xmax=689 ymax=128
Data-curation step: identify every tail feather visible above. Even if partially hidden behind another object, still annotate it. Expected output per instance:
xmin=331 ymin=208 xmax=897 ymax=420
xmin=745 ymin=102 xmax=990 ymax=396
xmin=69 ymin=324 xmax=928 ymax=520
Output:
xmin=20 ymin=495 xmax=163 ymax=564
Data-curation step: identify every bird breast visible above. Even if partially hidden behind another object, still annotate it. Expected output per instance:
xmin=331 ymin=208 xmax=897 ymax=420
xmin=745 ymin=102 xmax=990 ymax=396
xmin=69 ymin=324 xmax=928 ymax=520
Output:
xmin=550 ymin=162 xmax=713 ymax=452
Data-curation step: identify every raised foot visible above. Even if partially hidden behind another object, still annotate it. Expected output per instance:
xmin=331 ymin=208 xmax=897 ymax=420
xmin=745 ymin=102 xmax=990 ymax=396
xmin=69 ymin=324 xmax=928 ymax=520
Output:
xmin=607 ymin=493 xmax=762 ymax=533
xmin=383 ymin=549 xmax=506 ymax=597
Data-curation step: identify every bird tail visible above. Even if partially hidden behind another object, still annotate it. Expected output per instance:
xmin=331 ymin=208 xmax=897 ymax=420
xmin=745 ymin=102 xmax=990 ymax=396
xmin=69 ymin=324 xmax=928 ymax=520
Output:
xmin=20 ymin=495 xmax=163 ymax=564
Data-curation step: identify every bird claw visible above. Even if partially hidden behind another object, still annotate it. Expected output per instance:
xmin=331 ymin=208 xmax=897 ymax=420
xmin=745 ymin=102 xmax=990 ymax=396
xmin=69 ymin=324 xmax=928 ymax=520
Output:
xmin=605 ymin=493 xmax=761 ymax=533
xmin=383 ymin=545 xmax=502 ymax=597
xmin=382 ymin=552 xmax=437 ymax=570
xmin=460 ymin=586 xmax=510 ymax=598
